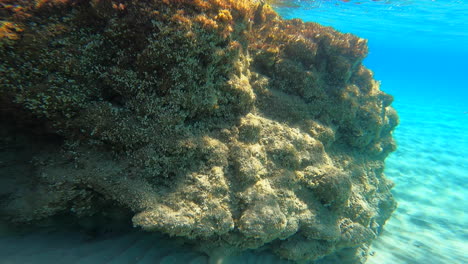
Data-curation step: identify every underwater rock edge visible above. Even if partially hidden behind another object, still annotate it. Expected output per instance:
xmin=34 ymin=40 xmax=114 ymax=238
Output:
xmin=0 ymin=0 xmax=398 ymax=263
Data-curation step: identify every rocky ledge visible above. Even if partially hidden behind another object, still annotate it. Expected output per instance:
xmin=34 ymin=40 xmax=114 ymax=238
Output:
xmin=0 ymin=0 xmax=398 ymax=263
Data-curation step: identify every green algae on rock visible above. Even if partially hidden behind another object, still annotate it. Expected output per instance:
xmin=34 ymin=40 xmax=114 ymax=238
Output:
xmin=0 ymin=0 xmax=398 ymax=263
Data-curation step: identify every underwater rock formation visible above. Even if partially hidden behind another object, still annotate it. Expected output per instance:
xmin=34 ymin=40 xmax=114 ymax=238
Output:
xmin=0 ymin=0 xmax=398 ymax=263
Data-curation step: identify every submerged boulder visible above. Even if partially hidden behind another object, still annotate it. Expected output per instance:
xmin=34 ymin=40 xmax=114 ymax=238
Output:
xmin=0 ymin=0 xmax=398 ymax=263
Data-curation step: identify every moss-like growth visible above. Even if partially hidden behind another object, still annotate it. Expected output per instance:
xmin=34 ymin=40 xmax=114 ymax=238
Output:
xmin=0 ymin=0 xmax=398 ymax=263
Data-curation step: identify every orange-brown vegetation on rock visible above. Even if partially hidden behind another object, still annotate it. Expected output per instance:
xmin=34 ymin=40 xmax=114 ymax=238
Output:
xmin=194 ymin=14 xmax=217 ymax=29
xmin=171 ymin=10 xmax=193 ymax=27
xmin=34 ymin=0 xmax=71 ymax=8
xmin=0 ymin=21 xmax=22 ymax=40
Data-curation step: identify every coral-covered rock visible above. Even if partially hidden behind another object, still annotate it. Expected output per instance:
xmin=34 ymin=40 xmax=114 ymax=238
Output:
xmin=0 ymin=0 xmax=398 ymax=263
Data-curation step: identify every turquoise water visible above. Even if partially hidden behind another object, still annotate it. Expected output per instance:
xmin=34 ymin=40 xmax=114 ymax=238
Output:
xmin=276 ymin=0 xmax=468 ymax=263
xmin=366 ymin=100 xmax=468 ymax=264
xmin=1 ymin=1 xmax=467 ymax=264
xmin=275 ymin=0 xmax=468 ymax=101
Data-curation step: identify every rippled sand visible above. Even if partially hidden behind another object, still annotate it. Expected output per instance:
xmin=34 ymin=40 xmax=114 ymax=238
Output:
xmin=368 ymin=98 xmax=468 ymax=264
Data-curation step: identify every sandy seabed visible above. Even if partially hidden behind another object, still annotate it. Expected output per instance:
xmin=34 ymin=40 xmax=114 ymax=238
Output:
xmin=367 ymin=98 xmax=468 ymax=264
xmin=0 ymin=99 xmax=466 ymax=264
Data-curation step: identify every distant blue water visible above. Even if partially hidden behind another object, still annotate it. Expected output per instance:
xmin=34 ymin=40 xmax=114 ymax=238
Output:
xmin=275 ymin=1 xmax=468 ymax=263
xmin=275 ymin=0 xmax=468 ymax=103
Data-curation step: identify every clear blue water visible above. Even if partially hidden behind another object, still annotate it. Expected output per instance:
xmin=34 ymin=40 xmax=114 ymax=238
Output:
xmin=275 ymin=0 xmax=468 ymax=103
xmin=275 ymin=0 xmax=468 ymax=263
xmin=1 ymin=1 xmax=467 ymax=264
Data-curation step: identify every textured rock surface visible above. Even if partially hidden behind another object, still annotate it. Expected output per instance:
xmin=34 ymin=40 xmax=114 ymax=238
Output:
xmin=0 ymin=0 xmax=398 ymax=263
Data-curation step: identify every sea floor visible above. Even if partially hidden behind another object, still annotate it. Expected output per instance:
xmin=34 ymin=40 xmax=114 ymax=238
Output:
xmin=0 ymin=98 xmax=466 ymax=264
xmin=367 ymin=97 xmax=468 ymax=264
